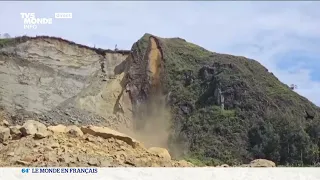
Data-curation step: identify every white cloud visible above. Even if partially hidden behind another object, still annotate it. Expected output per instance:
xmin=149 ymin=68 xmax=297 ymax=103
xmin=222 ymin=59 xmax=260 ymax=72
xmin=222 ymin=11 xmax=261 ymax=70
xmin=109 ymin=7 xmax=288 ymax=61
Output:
xmin=0 ymin=1 xmax=319 ymax=105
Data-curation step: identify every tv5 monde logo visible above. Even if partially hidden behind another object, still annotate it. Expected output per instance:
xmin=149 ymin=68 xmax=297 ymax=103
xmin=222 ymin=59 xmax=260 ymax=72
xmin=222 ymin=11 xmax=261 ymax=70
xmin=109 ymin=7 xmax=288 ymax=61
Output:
xmin=20 ymin=12 xmax=72 ymax=29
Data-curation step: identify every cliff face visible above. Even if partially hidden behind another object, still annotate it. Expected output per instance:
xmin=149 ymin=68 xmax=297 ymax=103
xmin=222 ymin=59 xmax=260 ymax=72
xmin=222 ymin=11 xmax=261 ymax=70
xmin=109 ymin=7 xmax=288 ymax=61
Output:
xmin=124 ymin=34 xmax=320 ymax=166
xmin=0 ymin=37 xmax=132 ymax=129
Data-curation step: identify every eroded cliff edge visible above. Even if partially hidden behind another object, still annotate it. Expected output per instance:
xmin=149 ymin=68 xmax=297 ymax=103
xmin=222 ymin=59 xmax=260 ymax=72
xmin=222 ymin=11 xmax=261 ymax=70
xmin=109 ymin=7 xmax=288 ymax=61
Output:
xmin=0 ymin=36 xmax=132 ymax=130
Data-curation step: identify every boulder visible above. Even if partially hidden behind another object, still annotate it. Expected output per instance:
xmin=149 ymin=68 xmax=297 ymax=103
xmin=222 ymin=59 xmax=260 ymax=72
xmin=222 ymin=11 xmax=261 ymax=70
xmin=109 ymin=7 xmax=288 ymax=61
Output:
xmin=9 ymin=125 xmax=22 ymax=140
xmin=88 ymin=157 xmax=100 ymax=166
xmin=16 ymin=160 xmax=30 ymax=166
xmin=0 ymin=120 xmax=9 ymax=127
xmin=65 ymin=125 xmax=83 ymax=137
xmin=148 ymin=147 xmax=171 ymax=161
xmin=20 ymin=120 xmax=39 ymax=136
xmin=35 ymin=131 xmax=50 ymax=139
xmin=0 ymin=126 xmax=11 ymax=143
xmin=249 ymin=159 xmax=276 ymax=167
xmin=47 ymin=125 xmax=67 ymax=133
xmin=175 ymin=160 xmax=194 ymax=167
xmin=81 ymin=126 xmax=141 ymax=148
xmin=20 ymin=120 xmax=49 ymax=138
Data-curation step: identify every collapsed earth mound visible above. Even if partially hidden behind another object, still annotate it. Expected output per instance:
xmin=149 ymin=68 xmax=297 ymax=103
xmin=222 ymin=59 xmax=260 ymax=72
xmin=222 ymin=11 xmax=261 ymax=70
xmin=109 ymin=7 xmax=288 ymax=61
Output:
xmin=0 ymin=119 xmax=193 ymax=167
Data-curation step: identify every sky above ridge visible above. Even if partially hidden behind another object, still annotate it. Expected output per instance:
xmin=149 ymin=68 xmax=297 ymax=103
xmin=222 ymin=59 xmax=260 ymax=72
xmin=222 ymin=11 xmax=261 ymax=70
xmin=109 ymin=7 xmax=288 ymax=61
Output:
xmin=0 ymin=1 xmax=320 ymax=106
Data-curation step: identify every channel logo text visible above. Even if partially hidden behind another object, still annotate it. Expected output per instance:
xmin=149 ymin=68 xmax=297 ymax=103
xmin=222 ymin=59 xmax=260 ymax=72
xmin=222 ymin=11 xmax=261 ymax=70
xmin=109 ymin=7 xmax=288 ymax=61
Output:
xmin=20 ymin=13 xmax=53 ymax=29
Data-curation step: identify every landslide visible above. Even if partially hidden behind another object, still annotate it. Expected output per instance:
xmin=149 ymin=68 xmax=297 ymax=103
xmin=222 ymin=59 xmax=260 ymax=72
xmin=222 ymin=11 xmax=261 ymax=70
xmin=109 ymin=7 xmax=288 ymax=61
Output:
xmin=0 ymin=36 xmax=194 ymax=167
xmin=0 ymin=119 xmax=193 ymax=167
xmin=125 ymin=33 xmax=320 ymax=166
xmin=0 ymin=36 xmax=133 ymax=130
xmin=1 ymin=34 xmax=320 ymax=167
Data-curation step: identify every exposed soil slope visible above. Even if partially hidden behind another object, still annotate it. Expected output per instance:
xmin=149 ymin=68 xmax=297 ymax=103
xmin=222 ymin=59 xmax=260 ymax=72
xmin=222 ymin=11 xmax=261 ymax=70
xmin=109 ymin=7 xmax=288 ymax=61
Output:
xmin=0 ymin=36 xmax=132 ymax=130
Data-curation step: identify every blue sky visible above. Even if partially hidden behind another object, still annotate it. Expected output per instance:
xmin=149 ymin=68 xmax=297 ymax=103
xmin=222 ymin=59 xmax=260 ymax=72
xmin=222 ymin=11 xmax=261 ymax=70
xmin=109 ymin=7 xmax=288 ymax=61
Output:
xmin=0 ymin=1 xmax=319 ymax=106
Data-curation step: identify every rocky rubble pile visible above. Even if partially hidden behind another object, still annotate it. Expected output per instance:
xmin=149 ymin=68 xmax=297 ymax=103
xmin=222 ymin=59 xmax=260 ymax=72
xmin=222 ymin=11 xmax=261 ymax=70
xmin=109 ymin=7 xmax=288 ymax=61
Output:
xmin=0 ymin=119 xmax=276 ymax=167
xmin=0 ymin=119 xmax=193 ymax=167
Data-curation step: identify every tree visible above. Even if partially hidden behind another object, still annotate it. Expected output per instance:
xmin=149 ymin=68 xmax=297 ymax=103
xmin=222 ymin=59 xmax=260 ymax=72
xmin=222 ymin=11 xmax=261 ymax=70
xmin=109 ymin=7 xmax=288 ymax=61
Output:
xmin=248 ymin=121 xmax=280 ymax=162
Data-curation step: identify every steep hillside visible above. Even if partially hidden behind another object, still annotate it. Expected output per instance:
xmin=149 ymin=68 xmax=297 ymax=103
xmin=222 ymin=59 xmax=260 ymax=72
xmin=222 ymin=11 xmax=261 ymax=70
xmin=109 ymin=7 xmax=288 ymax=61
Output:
xmin=0 ymin=36 xmax=132 ymax=130
xmin=124 ymin=34 xmax=320 ymax=166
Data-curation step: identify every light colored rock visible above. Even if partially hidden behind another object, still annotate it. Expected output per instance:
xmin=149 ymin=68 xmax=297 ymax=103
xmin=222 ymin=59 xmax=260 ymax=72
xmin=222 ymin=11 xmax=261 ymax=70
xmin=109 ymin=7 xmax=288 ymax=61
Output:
xmin=85 ymin=135 xmax=96 ymax=142
xmin=100 ymin=159 xmax=112 ymax=167
xmin=9 ymin=125 xmax=22 ymax=139
xmin=16 ymin=160 xmax=30 ymax=165
xmin=0 ymin=126 xmax=11 ymax=143
xmin=7 ymin=152 xmax=15 ymax=157
xmin=249 ymin=159 xmax=276 ymax=167
xmin=44 ymin=152 xmax=57 ymax=162
xmin=0 ymin=37 xmax=129 ymax=131
xmin=20 ymin=120 xmax=39 ymax=136
xmin=175 ymin=160 xmax=194 ymax=167
xmin=81 ymin=126 xmax=141 ymax=148
xmin=20 ymin=120 xmax=49 ymax=138
xmin=78 ymin=71 xmax=133 ymax=131
xmin=22 ymin=155 xmax=35 ymax=163
xmin=148 ymin=147 xmax=171 ymax=161
xmin=59 ymin=154 xmax=73 ymax=163
xmin=34 ymin=132 xmax=50 ymax=139
xmin=66 ymin=125 xmax=83 ymax=137
xmin=47 ymin=125 xmax=67 ymax=133
xmin=51 ymin=142 xmax=60 ymax=149
xmin=44 ymin=146 xmax=53 ymax=151
xmin=88 ymin=157 xmax=99 ymax=166
xmin=34 ymin=142 xmax=41 ymax=147
xmin=0 ymin=120 xmax=9 ymax=127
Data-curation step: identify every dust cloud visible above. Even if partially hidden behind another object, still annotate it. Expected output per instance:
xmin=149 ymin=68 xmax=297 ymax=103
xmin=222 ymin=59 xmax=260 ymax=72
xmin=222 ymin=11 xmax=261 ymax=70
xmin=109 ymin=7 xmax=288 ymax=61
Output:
xmin=132 ymin=95 xmax=171 ymax=149
xmin=118 ymin=94 xmax=185 ymax=157
xmin=117 ymin=94 xmax=169 ymax=148
xmin=116 ymin=37 xmax=185 ymax=157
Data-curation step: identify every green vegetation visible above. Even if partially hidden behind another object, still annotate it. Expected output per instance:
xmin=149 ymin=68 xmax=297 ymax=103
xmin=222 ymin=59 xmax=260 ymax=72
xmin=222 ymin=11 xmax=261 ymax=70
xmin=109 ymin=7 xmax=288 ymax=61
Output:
xmin=132 ymin=34 xmax=320 ymax=166
xmin=0 ymin=38 xmax=15 ymax=48
xmin=0 ymin=36 xmax=30 ymax=48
